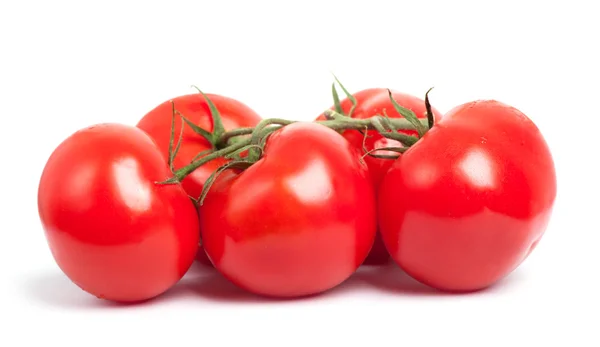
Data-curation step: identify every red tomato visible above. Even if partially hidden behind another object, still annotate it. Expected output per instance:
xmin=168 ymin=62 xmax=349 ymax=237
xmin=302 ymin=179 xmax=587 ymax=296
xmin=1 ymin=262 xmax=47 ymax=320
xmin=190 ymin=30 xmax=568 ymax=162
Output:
xmin=199 ymin=122 xmax=377 ymax=297
xmin=317 ymin=88 xmax=443 ymax=265
xmin=378 ymin=100 xmax=556 ymax=292
xmin=38 ymin=124 xmax=200 ymax=302
xmin=137 ymin=93 xmax=262 ymax=265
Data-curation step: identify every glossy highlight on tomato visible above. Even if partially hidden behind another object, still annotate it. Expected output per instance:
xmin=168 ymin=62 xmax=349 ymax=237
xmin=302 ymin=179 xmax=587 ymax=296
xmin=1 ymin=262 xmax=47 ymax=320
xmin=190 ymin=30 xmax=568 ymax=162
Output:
xmin=378 ymin=100 xmax=556 ymax=292
xmin=37 ymin=123 xmax=200 ymax=302
xmin=317 ymin=88 xmax=443 ymax=265
xmin=138 ymin=93 xmax=262 ymax=264
xmin=199 ymin=122 xmax=377 ymax=298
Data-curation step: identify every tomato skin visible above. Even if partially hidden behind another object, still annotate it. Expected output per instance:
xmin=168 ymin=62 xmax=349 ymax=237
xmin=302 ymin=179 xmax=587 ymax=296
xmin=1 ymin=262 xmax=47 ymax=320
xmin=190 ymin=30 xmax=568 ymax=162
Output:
xmin=137 ymin=93 xmax=262 ymax=265
xmin=199 ymin=122 xmax=377 ymax=297
xmin=378 ymin=100 xmax=556 ymax=292
xmin=37 ymin=124 xmax=199 ymax=302
xmin=317 ymin=88 xmax=443 ymax=265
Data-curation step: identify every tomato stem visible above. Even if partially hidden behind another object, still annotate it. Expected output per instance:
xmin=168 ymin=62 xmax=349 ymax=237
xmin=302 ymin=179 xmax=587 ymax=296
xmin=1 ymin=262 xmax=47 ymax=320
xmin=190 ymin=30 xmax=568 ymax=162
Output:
xmin=322 ymin=110 xmax=420 ymax=146
xmin=217 ymin=111 xmax=426 ymax=149
xmin=163 ymin=110 xmax=428 ymax=189
xmin=217 ymin=127 xmax=254 ymax=147
xmin=160 ymin=139 xmax=251 ymax=185
xmin=248 ymin=118 xmax=295 ymax=162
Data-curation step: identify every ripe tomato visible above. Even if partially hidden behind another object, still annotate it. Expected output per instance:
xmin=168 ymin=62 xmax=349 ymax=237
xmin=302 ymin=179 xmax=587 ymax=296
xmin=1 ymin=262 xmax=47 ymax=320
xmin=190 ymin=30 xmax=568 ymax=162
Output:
xmin=38 ymin=123 xmax=199 ymax=302
xmin=378 ymin=100 xmax=556 ymax=292
xmin=137 ymin=93 xmax=262 ymax=265
xmin=317 ymin=88 xmax=443 ymax=265
xmin=199 ymin=122 xmax=377 ymax=298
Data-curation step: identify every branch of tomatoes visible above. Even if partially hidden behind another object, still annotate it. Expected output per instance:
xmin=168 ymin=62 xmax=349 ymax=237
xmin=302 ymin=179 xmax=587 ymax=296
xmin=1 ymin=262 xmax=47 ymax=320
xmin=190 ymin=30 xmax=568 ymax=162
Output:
xmin=39 ymin=71 xmax=557 ymax=300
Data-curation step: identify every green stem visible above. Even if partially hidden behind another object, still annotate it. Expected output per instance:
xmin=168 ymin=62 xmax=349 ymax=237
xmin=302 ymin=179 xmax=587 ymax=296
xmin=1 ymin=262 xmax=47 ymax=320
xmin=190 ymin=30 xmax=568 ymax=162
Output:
xmin=247 ymin=118 xmax=294 ymax=161
xmin=162 ymin=139 xmax=251 ymax=184
xmin=217 ymin=111 xmax=427 ymax=146
xmin=165 ymin=111 xmax=426 ymax=184
xmin=320 ymin=111 xmax=427 ymax=131
xmin=250 ymin=118 xmax=295 ymax=143
xmin=217 ymin=127 xmax=254 ymax=148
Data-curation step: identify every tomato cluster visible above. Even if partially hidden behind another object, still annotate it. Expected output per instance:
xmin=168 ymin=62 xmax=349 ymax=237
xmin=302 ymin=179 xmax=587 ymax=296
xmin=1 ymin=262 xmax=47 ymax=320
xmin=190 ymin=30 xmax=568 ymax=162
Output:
xmin=37 ymin=80 xmax=556 ymax=302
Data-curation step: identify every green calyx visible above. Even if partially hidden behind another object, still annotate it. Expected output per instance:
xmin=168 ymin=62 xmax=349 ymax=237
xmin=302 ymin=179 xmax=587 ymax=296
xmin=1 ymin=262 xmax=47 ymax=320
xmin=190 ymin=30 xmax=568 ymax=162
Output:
xmin=424 ymin=87 xmax=435 ymax=130
xmin=170 ymin=86 xmax=230 ymax=152
xmin=331 ymin=74 xmax=358 ymax=118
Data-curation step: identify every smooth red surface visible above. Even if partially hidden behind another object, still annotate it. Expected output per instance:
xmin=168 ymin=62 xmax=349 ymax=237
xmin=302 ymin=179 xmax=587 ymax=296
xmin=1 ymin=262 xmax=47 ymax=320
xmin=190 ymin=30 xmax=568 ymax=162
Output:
xmin=137 ymin=93 xmax=262 ymax=264
xmin=38 ymin=124 xmax=200 ymax=302
xmin=378 ymin=100 xmax=557 ymax=292
xmin=317 ymin=88 xmax=442 ymax=265
xmin=199 ymin=122 xmax=377 ymax=297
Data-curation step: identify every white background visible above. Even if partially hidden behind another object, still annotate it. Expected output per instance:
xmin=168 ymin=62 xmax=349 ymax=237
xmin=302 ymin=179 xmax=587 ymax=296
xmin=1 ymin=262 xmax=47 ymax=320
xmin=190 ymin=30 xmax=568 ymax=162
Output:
xmin=1 ymin=0 xmax=598 ymax=346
